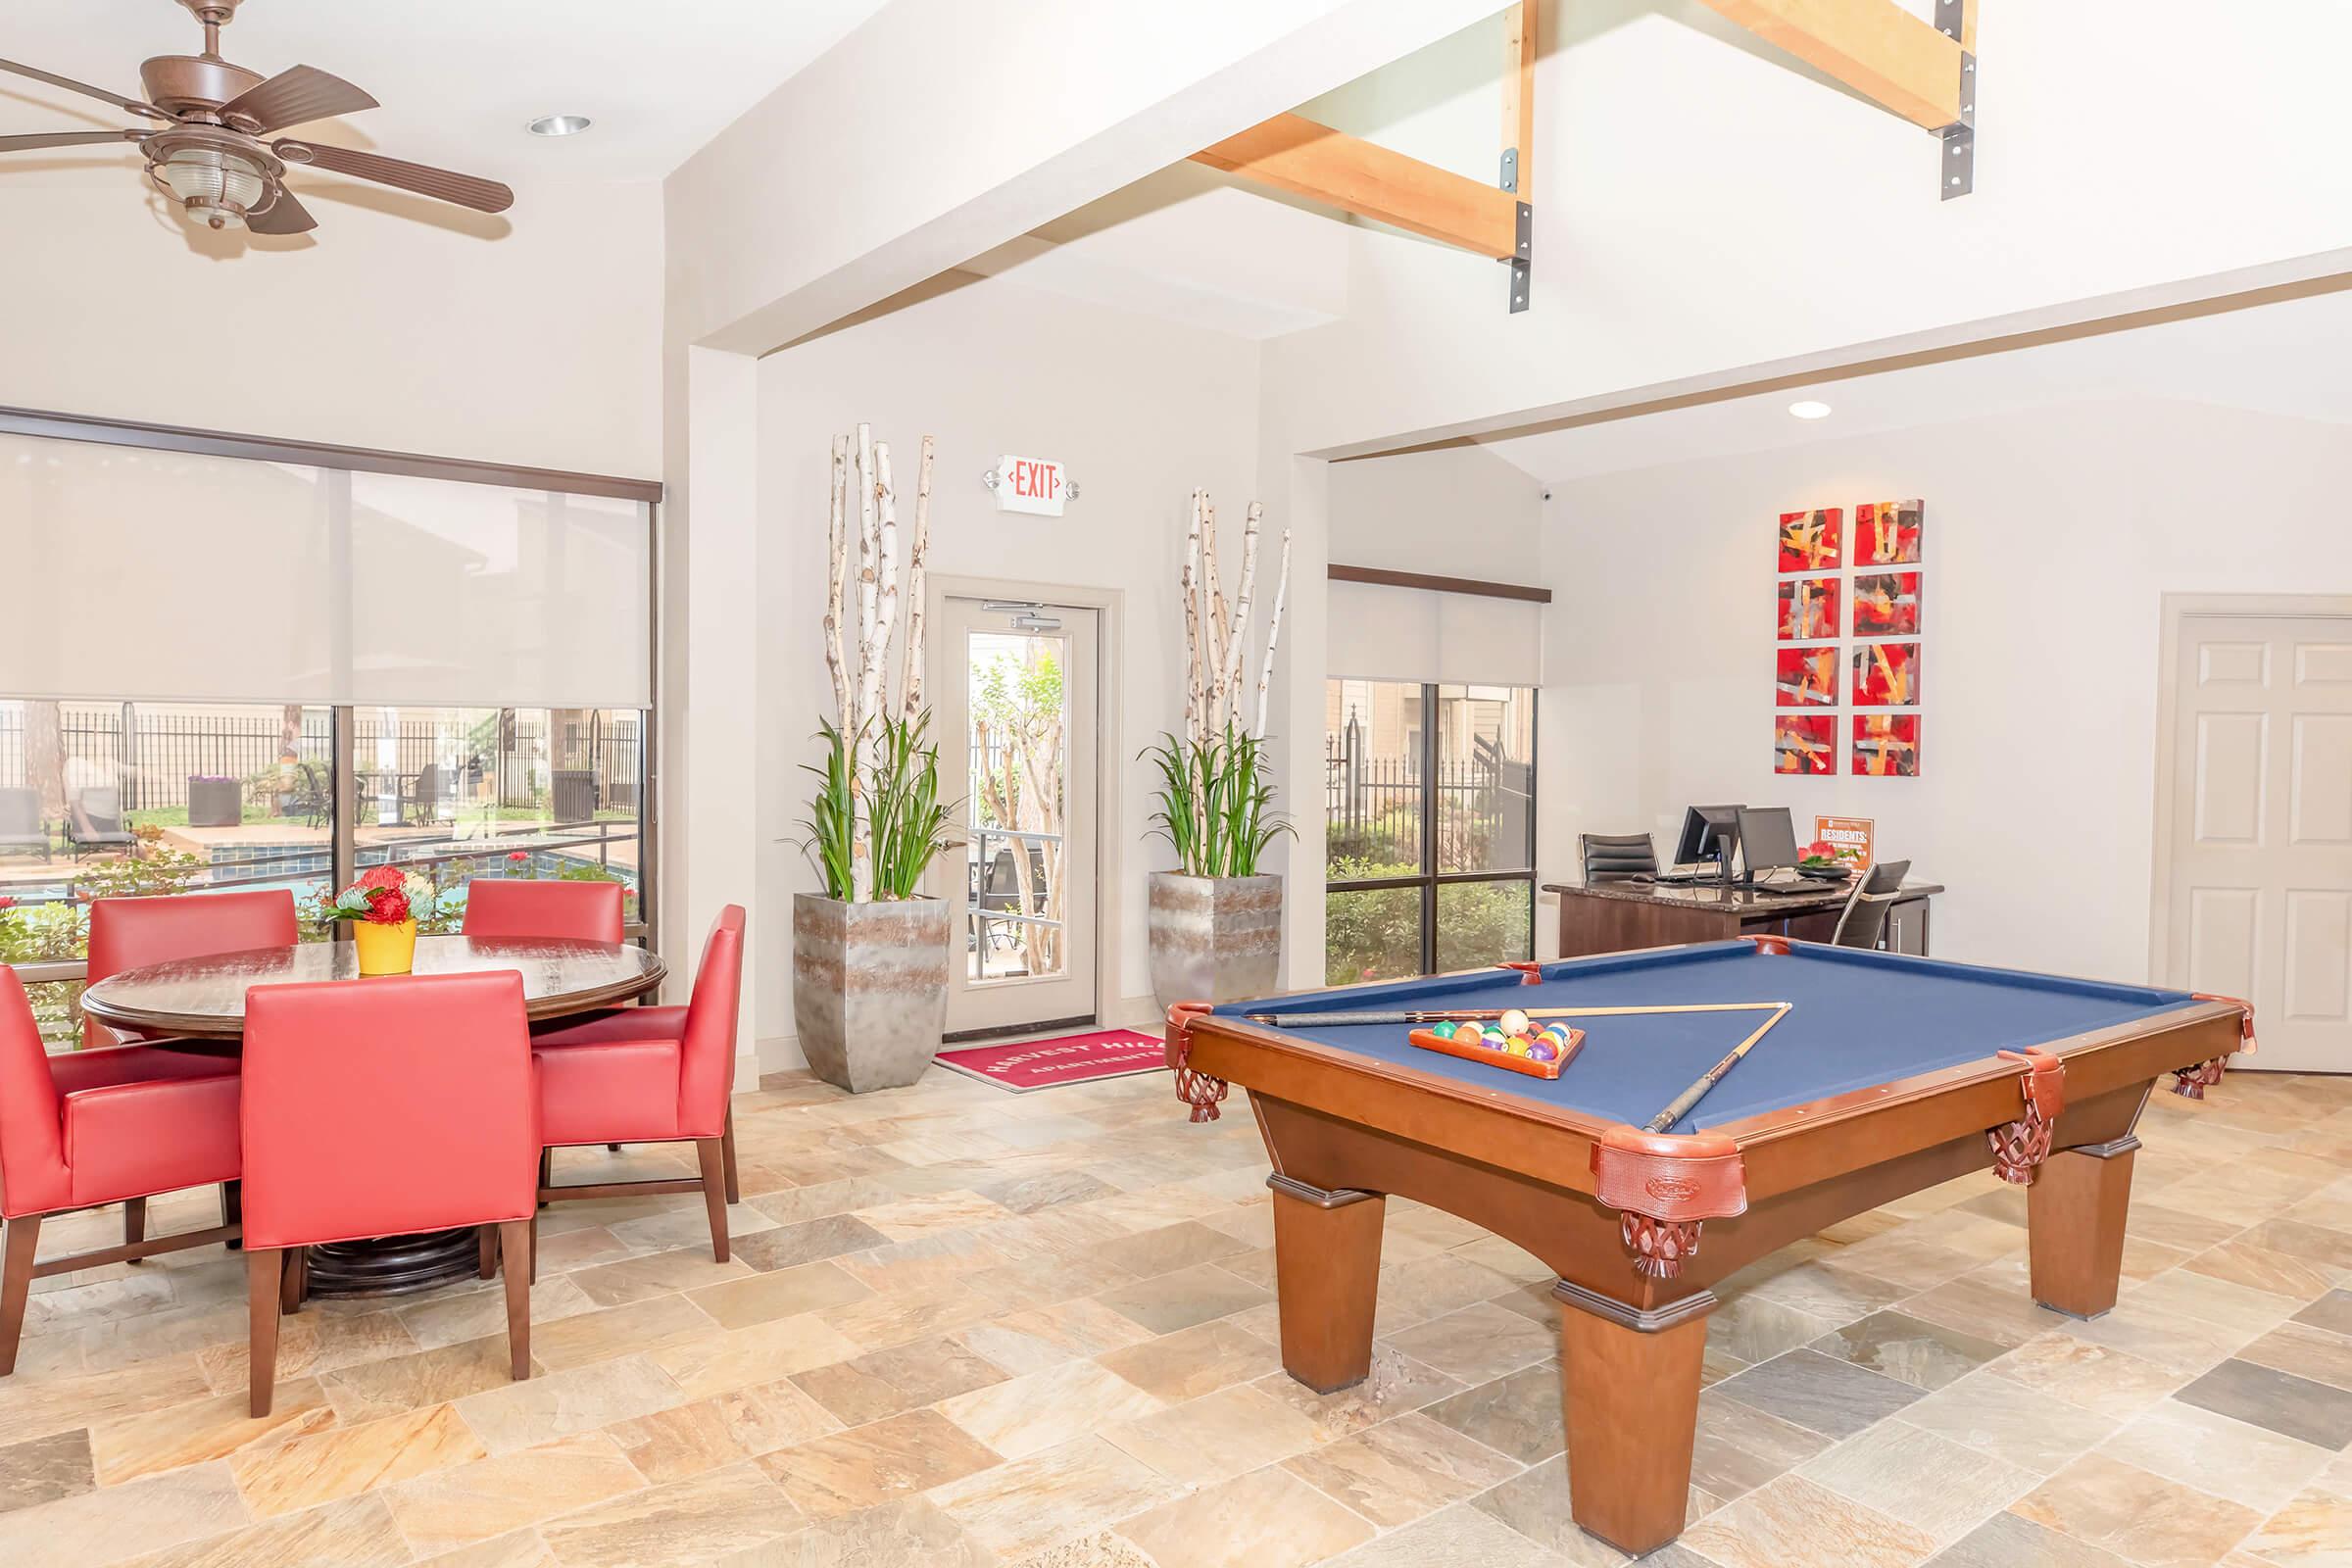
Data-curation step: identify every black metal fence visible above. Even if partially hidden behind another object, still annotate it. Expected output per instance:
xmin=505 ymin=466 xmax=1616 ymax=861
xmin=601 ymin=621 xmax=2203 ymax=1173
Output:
xmin=0 ymin=706 xmax=641 ymax=817
xmin=1324 ymin=729 xmax=1532 ymax=870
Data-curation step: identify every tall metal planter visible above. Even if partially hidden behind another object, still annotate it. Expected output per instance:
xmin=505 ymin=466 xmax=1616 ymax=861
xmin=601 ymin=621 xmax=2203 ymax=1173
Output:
xmin=1148 ymin=871 xmax=1283 ymax=1012
xmin=793 ymin=893 xmax=951 ymax=1093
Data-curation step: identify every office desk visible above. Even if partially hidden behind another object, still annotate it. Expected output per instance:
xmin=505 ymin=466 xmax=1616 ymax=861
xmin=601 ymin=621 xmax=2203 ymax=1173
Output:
xmin=1543 ymin=877 xmax=1941 ymax=958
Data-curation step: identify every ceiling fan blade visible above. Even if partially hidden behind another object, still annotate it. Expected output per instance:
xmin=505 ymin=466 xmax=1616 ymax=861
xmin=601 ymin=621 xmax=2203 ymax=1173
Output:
xmin=0 ymin=57 xmax=172 ymax=122
xmin=246 ymin=184 xmax=316 ymax=235
xmin=218 ymin=65 xmax=377 ymax=134
xmin=0 ymin=129 xmax=145 ymax=153
xmin=274 ymin=140 xmax=512 ymax=214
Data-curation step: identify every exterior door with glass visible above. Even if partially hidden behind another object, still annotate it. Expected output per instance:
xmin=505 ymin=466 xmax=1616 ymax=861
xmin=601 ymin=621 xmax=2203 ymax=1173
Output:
xmin=936 ymin=598 xmax=1099 ymax=1036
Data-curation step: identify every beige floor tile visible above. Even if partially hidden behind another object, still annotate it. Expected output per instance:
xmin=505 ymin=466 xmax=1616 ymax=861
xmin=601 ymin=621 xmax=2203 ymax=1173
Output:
xmin=409 ymin=1529 xmax=560 ymax=1568
xmin=2238 ymin=1318 xmax=2352 ymax=1393
xmin=229 ymin=1400 xmax=483 ymax=1518
xmin=1990 ymin=1333 xmax=2190 ymax=1418
xmin=857 ymin=1192 xmax=1019 ymax=1242
xmin=0 ymin=1460 xmax=247 ymax=1568
xmin=86 ymin=1378 xmax=332 ymax=1486
xmin=530 ymin=1293 xmax=722 ymax=1373
xmin=2098 ymin=1397 xmax=2334 ymax=1514
xmin=1369 ymin=1252 xmax=1523 ymax=1336
xmin=776 ymin=1496 xmax=995 ymax=1568
xmin=834 ymin=1233 xmax=1007 ymax=1297
xmin=652 ymin=1313 xmax=862 ymax=1401
xmin=2240 ymin=1484 xmax=2352 ymax=1566
xmin=1092 ymin=1261 xmax=1270 ymax=1336
xmin=197 ymin=1308 xmax=421 ymax=1391
xmin=1382 ymin=1300 xmax=1553 ymax=1385
xmin=605 ymin=1202 xmax=774 ymax=1255
xmin=1284 ymin=1409 xmax=1523 ymax=1528
xmin=0 ymin=1355 xmax=215 ymax=1447
xmin=788 ymin=1335 xmax=1007 ymax=1425
xmin=2184 ymin=1239 xmax=2344 ymax=1301
xmin=758 ymin=1408 xmax=1001 ymax=1520
xmin=1688 ymin=1389 xmax=1836 ymax=1501
xmin=1118 ymin=1464 xmax=1374 ymax=1568
xmin=1252 ymin=1345 xmax=1465 ymax=1441
xmin=602 ymin=1386 xmax=837 ymax=1482
xmin=2013 ymin=1451 xmax=2263 ymax=1567
xmin=321 ymin=1337 xmax=522 ymax=1422
xmin=927 ymin=1436 xmax=1183 ymax=1557
xmin=538 ymin=1459 xmax=801 ymax=1565
xmin=1704 ymin=1292 xmax=1844 ymax=1364
xmin=117 ymin=1492 xmax=410 ymax=1568
xmin=1092 ymin=1317 xmax=1277 ymax=1402
xmin=815 ymin=1286 xmax=1011 ymax=1351
xmin=2124 ymin=1266 xmax=2310 ymax=1332
xmin=962 ymin=1297 xmax=1155 ymax=1376
xmin=569 ymin=1246 xmax=755 ymax=1307
xmin=1416 ymin=1362 xmax=1564 ymax=1465
xmin=1893 ymin=1370 xmax=2118 ymax=1476
xmin=1798 ymin=1419 xmax=2034 ymax=1542
xmin=1677 ymin=1472 xmax=1936 ymax=1568
xmin=385 ymin=1433 xmax=647 ymax=1555
xmin=456 ymin=1354 xmax=687 ymax=1456
xmin=935 ymin=1357 xmax=1163 ymax=1460
xmin=399 ymin=1276 xmax=598 ymax=1354
xmin=1103 ymin=1382 xmax=1324 ymax=1486
xmin=1899 ymin=1273 xmax=2075 ymax=1349
xmin=1094 ymin=1220 xmax=1252 ymax=1278
xmin=690 ymin=1261 xmax=874 ymax=1331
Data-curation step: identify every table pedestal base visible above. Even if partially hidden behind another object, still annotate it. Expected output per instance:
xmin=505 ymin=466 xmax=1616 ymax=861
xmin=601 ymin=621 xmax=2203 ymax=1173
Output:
xmin=302 ymin=1228 xmax=482 ymax=1298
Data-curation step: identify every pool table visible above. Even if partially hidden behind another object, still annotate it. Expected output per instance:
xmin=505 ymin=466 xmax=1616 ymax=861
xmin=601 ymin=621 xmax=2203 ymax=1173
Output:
xmin=1163 ymin=938 xmax=2252 ymax=1555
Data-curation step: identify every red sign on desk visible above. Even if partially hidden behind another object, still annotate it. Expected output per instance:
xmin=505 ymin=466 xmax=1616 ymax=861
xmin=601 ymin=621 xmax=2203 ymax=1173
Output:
xmin=1813 ymin=815 xmax=1875 ymax=868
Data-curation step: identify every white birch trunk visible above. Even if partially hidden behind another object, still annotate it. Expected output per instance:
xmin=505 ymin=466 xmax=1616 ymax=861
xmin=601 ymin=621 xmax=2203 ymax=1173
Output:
xmin=1180 ymin=490 xmax=1205 ymax=748
xmin=1200 ymin=499 xmax=1225 ymax=732
xmin=900 ymin=434 xmax=935 ymax=720
xmin=1217 ymin=503 xmax=1260 ymax=732
xmin=873 ymin=440 xmax=902 ymax=724
xmin=851 ymin=423 xmax=883 ymax=900
xmin=823 ymin=435 xmax=851 ymax=729
xmin=1253 ymin=528 xmax=1294 ymax=739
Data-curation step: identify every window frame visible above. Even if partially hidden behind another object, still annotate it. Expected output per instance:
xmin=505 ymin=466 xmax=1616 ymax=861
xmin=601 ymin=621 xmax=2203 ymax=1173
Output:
xmin=1325 ymin=679 xmax=1538 ymax=976
xmin=1 ymin=405 xmax=662 ymax=1003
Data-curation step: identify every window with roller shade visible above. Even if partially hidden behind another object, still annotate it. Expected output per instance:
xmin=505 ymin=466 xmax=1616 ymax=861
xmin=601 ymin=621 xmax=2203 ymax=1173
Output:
xmin=1325 ymin=578 xmax=1540 ymax=983
xmin=0 ymin=419 xmax=656 ymax=1048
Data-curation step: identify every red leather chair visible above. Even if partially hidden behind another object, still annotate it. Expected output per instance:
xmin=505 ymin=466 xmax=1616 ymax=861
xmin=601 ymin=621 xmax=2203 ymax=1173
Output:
xmin=530 ymin=906 xmax=744 ymax=1260
xmin=463 ymin=880 xmax=624 ymax=945
xmin=86 ymin=889 xmax=300 ymax=1048
xmin=0 ymin=968 xmax=240 ymax=1376
xmin=240 ymin=970 xmax=539 ymax=1416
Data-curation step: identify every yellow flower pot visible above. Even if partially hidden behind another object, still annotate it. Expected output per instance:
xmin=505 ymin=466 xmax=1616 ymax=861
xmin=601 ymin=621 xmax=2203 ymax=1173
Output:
xmin=353 ymin=918 xmax=418 ymax=976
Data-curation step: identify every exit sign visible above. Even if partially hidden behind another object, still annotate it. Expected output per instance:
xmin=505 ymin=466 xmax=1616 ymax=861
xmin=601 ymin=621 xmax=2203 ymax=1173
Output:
xmin=994 ymin=454 xmax=1069 ymax=516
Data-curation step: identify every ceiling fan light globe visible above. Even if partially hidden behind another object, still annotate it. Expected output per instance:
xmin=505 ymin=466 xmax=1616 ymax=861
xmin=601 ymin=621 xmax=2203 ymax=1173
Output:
xmin=159 ymin=142 xmax=263 ymax=227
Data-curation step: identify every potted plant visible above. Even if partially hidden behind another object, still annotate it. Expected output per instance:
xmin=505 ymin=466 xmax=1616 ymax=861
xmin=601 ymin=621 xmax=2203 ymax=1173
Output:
xmin=320 ymin=865 xmax=442 ymax=975
xmin=792 ymin=424 xmax=957 ymax=1093
xmin=1147 ymin=490 xmax=1295 ymax=1010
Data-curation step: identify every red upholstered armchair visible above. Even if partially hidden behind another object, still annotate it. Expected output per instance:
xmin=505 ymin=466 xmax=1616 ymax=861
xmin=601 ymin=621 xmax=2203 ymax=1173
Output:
xmin=531 ymin=906 xmax=745 ymax=1260
xmin=240 ymin=970 xmax=539 ymax=1416
xmin=463 ymin=879 xmax=624 ymax=945
xmin=86 ymin=889 xmax=300 ymax=1048
xmin=0 ymin=968 xmax=241 ymax=1376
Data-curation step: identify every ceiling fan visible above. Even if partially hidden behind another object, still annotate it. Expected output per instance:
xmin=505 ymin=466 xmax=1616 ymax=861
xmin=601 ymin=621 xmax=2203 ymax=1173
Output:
xmin=0 ymin=0 xmax=513 ymax=236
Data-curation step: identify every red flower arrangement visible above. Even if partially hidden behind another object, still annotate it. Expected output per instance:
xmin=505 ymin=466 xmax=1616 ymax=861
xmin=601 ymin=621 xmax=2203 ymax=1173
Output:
xmin=320 ymin=866 xmax=439 ymax=927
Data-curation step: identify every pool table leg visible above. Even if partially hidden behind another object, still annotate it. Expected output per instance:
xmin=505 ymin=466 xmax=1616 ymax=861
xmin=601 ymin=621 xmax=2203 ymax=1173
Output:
xmin=2028 ymin=1135 xmax=2139 ymax=1319
xmin=1269 ymin=1175 xmax=1384 ymax=1394
xmin=1555 ymin=1282 xmax=1713 ymax=1556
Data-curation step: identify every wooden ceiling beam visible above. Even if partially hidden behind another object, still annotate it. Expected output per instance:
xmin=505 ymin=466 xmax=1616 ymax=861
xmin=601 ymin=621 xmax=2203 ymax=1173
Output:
xmin=1190 ymin=112 xmax=1520 ymax=260
xmin=1502 ymin=0 xmax=1539 ymax=194
xmin=1693 ymin=0 xmax=1966 ymax=129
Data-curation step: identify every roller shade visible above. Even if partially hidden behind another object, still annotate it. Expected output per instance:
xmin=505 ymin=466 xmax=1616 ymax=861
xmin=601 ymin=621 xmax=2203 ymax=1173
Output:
xmin=2 ymin=431 xmax=651 ymax=709
xmin=1328 ymin=579 xmax=1542 ymax=686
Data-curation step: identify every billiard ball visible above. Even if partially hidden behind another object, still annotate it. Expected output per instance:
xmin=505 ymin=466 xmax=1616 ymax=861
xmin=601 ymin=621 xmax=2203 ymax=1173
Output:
xmin=1497 ymin=1008 xmax=1531 ymax=1036
xmin=1529 ymin=1039 xmax=1557 ymax=1062
xmin=1505 ymin=1036 xmax=1532 ymax=1056
xmin=1429 ymin=1021 xmax=1456 ymax=1040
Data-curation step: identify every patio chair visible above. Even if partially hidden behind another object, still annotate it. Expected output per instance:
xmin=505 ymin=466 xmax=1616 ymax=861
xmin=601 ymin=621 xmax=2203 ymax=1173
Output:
xmin=977 ymin=847 xmax=1024 ymax=953
xmin=66 ymin=788 xmax=134 ymax=860
xmin=402 ymin=764 xmax=445 ymax=826
xmin=284 ymin=761 xmax=331 ymax=829
xmin=0 ymin=789 xmax=47 ymax=862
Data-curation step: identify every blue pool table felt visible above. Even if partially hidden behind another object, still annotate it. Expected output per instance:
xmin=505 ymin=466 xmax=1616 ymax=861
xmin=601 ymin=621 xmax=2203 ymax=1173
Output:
xmin=1213 ymin=943 xmax=2201 ymax=1134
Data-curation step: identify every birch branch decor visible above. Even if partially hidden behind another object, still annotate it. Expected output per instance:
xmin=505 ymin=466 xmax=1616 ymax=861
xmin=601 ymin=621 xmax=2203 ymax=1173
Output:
xmin=802 ymin=423 xmax=953 ymax=904
xmin=1146 ymin=488 xmax=1295 ymax=880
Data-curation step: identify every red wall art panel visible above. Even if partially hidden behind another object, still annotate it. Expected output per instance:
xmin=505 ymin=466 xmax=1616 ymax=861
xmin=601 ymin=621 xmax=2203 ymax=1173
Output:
xmin=1776 ymin=646 xmax=1839 ymax=708
xmin=1774 ymin=713 xmax=1838 ymax=775
xmin=1854 ymin=500 xmax=1923 ymax=565
xmin=1777 ymin=508 xmax=1842 ymax=571
xmin=1777 ymin=575 xmax=1841 ymax=641
xmin=1851 ymin=642 xmax=1921 ymax=707
xmin=1852 ymin=570 xmax=1922 ymax=637
xmin=1853 ymin=713 xmax=1921 ymax=777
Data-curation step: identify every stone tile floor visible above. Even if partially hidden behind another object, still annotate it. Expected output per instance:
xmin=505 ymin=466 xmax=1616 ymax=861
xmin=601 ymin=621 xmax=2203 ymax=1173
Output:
xmin=3 ymin=1060 xmax=2350 ymax=1566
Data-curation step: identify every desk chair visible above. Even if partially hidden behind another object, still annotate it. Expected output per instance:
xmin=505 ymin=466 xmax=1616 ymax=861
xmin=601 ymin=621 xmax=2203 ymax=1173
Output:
xmin=240 ymin=971 xmax=539 ymax=1416
xmin=1831 ymin=859 xmax=1911 ymax=950
xmin=1580 ymin=833 xmax=1658 ymax=883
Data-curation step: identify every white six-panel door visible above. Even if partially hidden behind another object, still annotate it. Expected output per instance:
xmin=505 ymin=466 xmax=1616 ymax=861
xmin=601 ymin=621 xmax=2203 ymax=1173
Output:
xmin=2163 ymin=612 xmax=2352 ymax=1073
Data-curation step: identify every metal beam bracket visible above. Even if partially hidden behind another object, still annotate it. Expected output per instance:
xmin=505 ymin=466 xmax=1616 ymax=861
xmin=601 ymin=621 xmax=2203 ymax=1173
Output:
xmin=1507 ymin=199 xmax=1532 ymax=313
xmin=1936 ymin=0 xmax=1976 ymax=200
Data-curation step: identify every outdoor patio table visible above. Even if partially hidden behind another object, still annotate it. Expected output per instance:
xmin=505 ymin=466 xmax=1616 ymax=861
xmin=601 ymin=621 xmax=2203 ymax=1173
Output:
xmin=79 ymin=935 xmax=665 ymax=1298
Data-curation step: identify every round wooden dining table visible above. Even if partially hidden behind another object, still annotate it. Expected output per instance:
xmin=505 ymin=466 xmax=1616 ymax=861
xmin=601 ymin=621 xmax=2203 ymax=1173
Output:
xmin=79 ymin=934 xmax=666 ymax=1298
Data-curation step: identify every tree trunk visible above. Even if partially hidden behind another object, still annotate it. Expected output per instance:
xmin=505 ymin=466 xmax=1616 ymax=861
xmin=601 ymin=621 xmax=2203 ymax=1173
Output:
xmin=24 ymin=701 xmax=65 ymax=821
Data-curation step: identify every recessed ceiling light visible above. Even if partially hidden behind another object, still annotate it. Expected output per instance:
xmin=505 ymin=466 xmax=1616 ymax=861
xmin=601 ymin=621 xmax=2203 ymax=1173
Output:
xmin=526 ymin=114 xmax=592 ymax=137
xmin=1788 ymin=400 xmax=1834 ymax=420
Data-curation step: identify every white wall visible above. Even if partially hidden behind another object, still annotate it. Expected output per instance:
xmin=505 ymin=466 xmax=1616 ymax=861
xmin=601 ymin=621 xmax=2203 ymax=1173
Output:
xmin=752 ymin=275 xmax=1265 ymax=1061
xmin=1329 ymin=444 xmax=1544 ymax=579
xmin=0 ymin=182 xmax=663 ymax=477
xmin=1536 ymin=397 xmax=2352 ymax=984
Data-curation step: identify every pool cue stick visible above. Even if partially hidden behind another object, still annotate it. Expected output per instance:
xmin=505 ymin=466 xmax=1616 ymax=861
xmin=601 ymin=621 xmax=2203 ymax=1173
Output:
xmin=1642 ymin=1004 xmax=1792 ymax=1133
xmin=1246 ymin=1002 xmax=1788 ymax=1028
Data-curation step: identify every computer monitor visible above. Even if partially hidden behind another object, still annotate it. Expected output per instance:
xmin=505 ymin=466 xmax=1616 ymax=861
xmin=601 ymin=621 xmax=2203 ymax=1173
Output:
xmin=1736 ymin=806 xmax=1801 ymax=875
xmin=1673 ymin=805 xmax=1743 ymax=869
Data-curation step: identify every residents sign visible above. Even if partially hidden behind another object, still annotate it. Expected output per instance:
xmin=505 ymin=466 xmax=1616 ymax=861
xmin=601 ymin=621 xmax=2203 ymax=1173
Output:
xmin=993 ymin=454 xmax=1069 ymax=516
